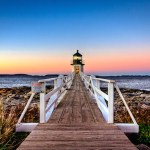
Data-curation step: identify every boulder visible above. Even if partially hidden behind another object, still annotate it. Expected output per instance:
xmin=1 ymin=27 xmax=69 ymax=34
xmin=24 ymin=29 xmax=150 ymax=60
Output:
xmin=140 ymin=94 xmax=150 ymax=98
xmin=145 ymin=97 xmax=150 ymax=102
xmin=140 ymin=104 xmax=150 ymax=110
xmin=137 ymin=144 xmax=150 ymax=150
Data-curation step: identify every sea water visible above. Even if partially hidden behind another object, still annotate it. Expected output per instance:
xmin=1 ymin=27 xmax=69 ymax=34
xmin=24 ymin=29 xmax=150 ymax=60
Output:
xmin=0 ymin=75 xmax=150 ymax=91
xmin=0 ymin=75 xmax=57 ymax=88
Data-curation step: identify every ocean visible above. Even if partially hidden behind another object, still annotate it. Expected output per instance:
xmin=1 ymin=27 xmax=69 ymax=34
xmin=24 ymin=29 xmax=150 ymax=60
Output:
xmin=0 ymin=74 xmax=58 ymax=88
xmin=0 ymin=74 xmax=150 ymax=91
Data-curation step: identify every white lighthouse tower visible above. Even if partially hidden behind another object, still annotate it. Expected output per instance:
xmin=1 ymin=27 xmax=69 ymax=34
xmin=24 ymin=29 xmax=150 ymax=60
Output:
xmin=71 ymin=50 xmax=85 ymax=74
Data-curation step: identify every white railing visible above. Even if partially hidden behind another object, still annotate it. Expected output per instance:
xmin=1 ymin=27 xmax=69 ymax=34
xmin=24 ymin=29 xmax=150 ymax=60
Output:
xmin=16 ymin=73 xmax=74 ymax=132
xmin=80 ymin=72 xmax=139 ymax=133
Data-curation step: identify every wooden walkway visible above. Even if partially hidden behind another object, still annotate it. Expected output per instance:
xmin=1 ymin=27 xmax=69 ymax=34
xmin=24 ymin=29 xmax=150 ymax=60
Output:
xmin=18 ymin=75 xmax=137 ymax=150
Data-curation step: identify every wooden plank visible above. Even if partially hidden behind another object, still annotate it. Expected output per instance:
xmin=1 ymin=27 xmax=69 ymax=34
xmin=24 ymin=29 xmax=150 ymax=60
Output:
xmin=30 ymin=130 xmax=124 ymax=135
xmin=80 ymin=91 xmax=95 ymax=123
xmin=47 ymin=93 xmax=69 ymax=123
xmin=72 ymin=92 xmax=82 ymax=123
xmin=18 ymin=141 xmax=136 ymax=148
xmin=86 ymin=89 xmax=106 ymax=123
xmin=58 ymin=91 xmax=74 ymax=124
xmin=34 ymin=124 xmax=119 ymax=130
xmin=18 ymin=147 xmax=137 ymax=150
xmin=25 ymin=133 xmax=129 ymax=141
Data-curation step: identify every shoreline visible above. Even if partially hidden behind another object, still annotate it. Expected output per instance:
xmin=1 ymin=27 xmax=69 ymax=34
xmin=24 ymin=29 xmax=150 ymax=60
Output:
xmin=0 ymin=86 xmax=149 ymax=126
xmin=0 ymin=85 xmax=150 ymax=109
xmin=0 ymin=86 xmax=150 ymax=149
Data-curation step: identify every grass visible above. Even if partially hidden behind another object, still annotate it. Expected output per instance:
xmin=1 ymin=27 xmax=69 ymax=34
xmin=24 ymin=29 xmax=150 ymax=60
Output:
xmin=127 ymin=124 xmax=150 ymax=147
xmin=0 ymin=99 xmax=39 ymax=150
xmin=138 ymin=124 xmax=150 ymax=145
xmin=0 ymin=100 xmax=16 ymax=144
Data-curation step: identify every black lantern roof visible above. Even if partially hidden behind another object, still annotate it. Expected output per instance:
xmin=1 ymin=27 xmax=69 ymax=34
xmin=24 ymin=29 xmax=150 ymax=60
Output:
xmin=73 ymin=50 xmax=82 ymax=56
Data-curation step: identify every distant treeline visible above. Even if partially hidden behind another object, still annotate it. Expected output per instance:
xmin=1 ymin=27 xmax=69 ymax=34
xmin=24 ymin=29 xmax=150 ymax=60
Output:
xmin=0 ymin=74 xmax=58 ymax=77
xmin=96 ymin=75 xmax=150 ymax=79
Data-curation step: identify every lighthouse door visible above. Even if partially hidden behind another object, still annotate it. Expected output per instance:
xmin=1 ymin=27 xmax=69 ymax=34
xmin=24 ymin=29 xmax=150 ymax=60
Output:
xmin=74 ymin=66 xmax=80 ymax=74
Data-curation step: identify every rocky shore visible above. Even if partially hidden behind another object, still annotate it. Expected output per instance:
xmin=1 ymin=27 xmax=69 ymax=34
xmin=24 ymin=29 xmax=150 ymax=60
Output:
xmin=0 ymin=86 xmax=150 ymax=123
xmin=113 ymin=88 xmax=150 ymax=124
xmin=0 ymin=86 xmax=150 ymax=149
xmin=0 ymin=86 xmax=52 ymax=123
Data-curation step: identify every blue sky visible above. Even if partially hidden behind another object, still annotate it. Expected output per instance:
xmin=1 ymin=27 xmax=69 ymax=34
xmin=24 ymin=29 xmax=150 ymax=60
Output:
xmin=0 ymin=0 xmax=150 ymax=74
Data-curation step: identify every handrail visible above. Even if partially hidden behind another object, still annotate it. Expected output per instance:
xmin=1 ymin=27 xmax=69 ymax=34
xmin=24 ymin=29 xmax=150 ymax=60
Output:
xmin=17 ymin=93 xmax=35 ymax=123
xmin=44 ymin=78 xmax=72 ymax=103
xmin=92 ymin=77 xmax=115 ymax=83
xmin=16 ymin=71 xmax=138 ymax=133
xmin=114 ymin=84 xmax=137 ymax=124
xmin=17 ymin=73 xmax=74 ymax=125
xmin=38 ymin=78 xmax=58 ymax=83
xmin=80 ymin=72 xmax=138 ymax=125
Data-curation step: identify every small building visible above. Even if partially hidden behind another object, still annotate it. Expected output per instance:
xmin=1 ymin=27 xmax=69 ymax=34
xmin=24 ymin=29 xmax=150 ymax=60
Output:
xmin=71 ymin=50 xmax=85 ymax=74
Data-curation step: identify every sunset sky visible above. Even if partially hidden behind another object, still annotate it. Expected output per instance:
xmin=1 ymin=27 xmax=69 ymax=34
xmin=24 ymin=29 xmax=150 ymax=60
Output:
xmin=0 ymin=0 xmax=150 ymax=75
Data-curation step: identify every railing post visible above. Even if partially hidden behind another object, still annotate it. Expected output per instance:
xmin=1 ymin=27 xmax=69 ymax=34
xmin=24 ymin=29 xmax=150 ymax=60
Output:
xmin=40 ymin=82 xmax=46 ymax=123
xmin=96 ymin=80 xmax=100 ymax=90
xmin=54 ymin=79 xmax=57 ymax=89
xmin=108 ymin=82 xmax=114 ymax=123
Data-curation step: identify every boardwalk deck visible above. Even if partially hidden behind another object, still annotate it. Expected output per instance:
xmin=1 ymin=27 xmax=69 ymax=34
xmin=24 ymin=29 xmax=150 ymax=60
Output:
xmin=17 ymin=75 xmax=137 ymax=150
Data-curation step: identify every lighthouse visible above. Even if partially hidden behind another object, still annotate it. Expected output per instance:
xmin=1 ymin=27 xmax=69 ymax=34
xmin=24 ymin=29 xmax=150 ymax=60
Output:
xmin=71 ymin=50 xmax=85 ymax=74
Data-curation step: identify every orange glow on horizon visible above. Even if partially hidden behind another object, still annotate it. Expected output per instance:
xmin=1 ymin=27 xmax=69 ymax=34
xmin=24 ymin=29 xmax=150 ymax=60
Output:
xmin=0 ymin=49 xmax=150 ymax=74
xmin=84 ymin=50 xmax=150 ymax=73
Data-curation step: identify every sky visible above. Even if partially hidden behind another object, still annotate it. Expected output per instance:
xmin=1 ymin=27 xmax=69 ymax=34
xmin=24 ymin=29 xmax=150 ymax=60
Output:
xmin=0 ymin=0 xmax=150 ymax=75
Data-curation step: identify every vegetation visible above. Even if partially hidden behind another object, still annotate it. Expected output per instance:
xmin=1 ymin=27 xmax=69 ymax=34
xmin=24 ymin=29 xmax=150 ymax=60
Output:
xmin=0 ymin=100 xmax=39 ymax=150
xmin=114 ymin=90 xmax=150 ymax=147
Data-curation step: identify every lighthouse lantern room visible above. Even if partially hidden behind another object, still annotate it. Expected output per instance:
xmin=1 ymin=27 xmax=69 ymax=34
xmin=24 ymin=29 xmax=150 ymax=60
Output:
xmin=71 ymin=50 xmax=85 ymax=74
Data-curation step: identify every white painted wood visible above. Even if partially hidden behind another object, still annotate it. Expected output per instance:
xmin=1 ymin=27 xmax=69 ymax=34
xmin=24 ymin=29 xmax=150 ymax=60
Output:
xmin=16 ymin=73 xmax=75 ymax=132
xmin=96 ymin=98 xmax=109 ymax=122
xmin=90 ymin=76 xmax=109 ymax=121
xmin=94 ymin=87 xmax=109 ymax=101
xmin=55 ymin=90 xmax=67 ymax=108
xmin=16 ymin=123 xmax=38 ymax=132
xmin=54 ymin=79 xmax=57 ymax=89
xmin=40 ymin=93 xmax=45 ymax=123
xmin=115 ymin=123 xmax=139 ymax=133
xmin=92 ymin=77 xmax=115 ymax=83
xmin=17 ymin=93 xmax=35 ymax=123
xmin=38 ymin=78 xmax=58 ymax=83
xmin=44 ymin=85 xmax=63 ymax=102
xmin=114 ymin=84 xmax=137 ymax=124
xmin=44 ymin=74 xmax=74 ymax=122
xmin=108 ymin=82 xmax=114 ymax=123
xmin=96 ymin=80 xmax=100 ymax=89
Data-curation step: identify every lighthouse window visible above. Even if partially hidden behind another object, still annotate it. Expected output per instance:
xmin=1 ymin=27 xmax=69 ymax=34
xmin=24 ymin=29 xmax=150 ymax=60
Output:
xmin=73 ymin=56 xmax=81 ymax=60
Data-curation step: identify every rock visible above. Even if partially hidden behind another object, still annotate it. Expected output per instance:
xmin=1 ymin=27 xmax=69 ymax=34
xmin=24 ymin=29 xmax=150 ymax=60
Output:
xmin=127 ymin=93 xmax=139 ymax=97
xmin=140 ymin=104 xmax=150 ymax=110
xmin=24 ymin=95 xmax=29 ymax=99
xmin=143 ymin=101 xmax=150 ymax=106
xmin=140 ymin=94 xmax=150 ymax=98
xmin=14 ymin=95 xmax=20 ymax=99
xmin=6 ymin=98 xmax=11 ymax=103
xmin=137 ymin=144 xmax=150 ymax=150
xmin=27 ymin=91 xmax=32 ymax=95
xmin=137 ymin=97 xmax=144 ymax=101
xmin=145 ymin=97 xmax=150 ymax=101
xmin=140 ymin=94 xmax=148 ymax=98
xmin=145 ymin=95 xmax=150 ymax=98
xmin=20 ymin=95 xmax=24 ymax=98
xmin=0 ymin=89 xmax=7 ymax=93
